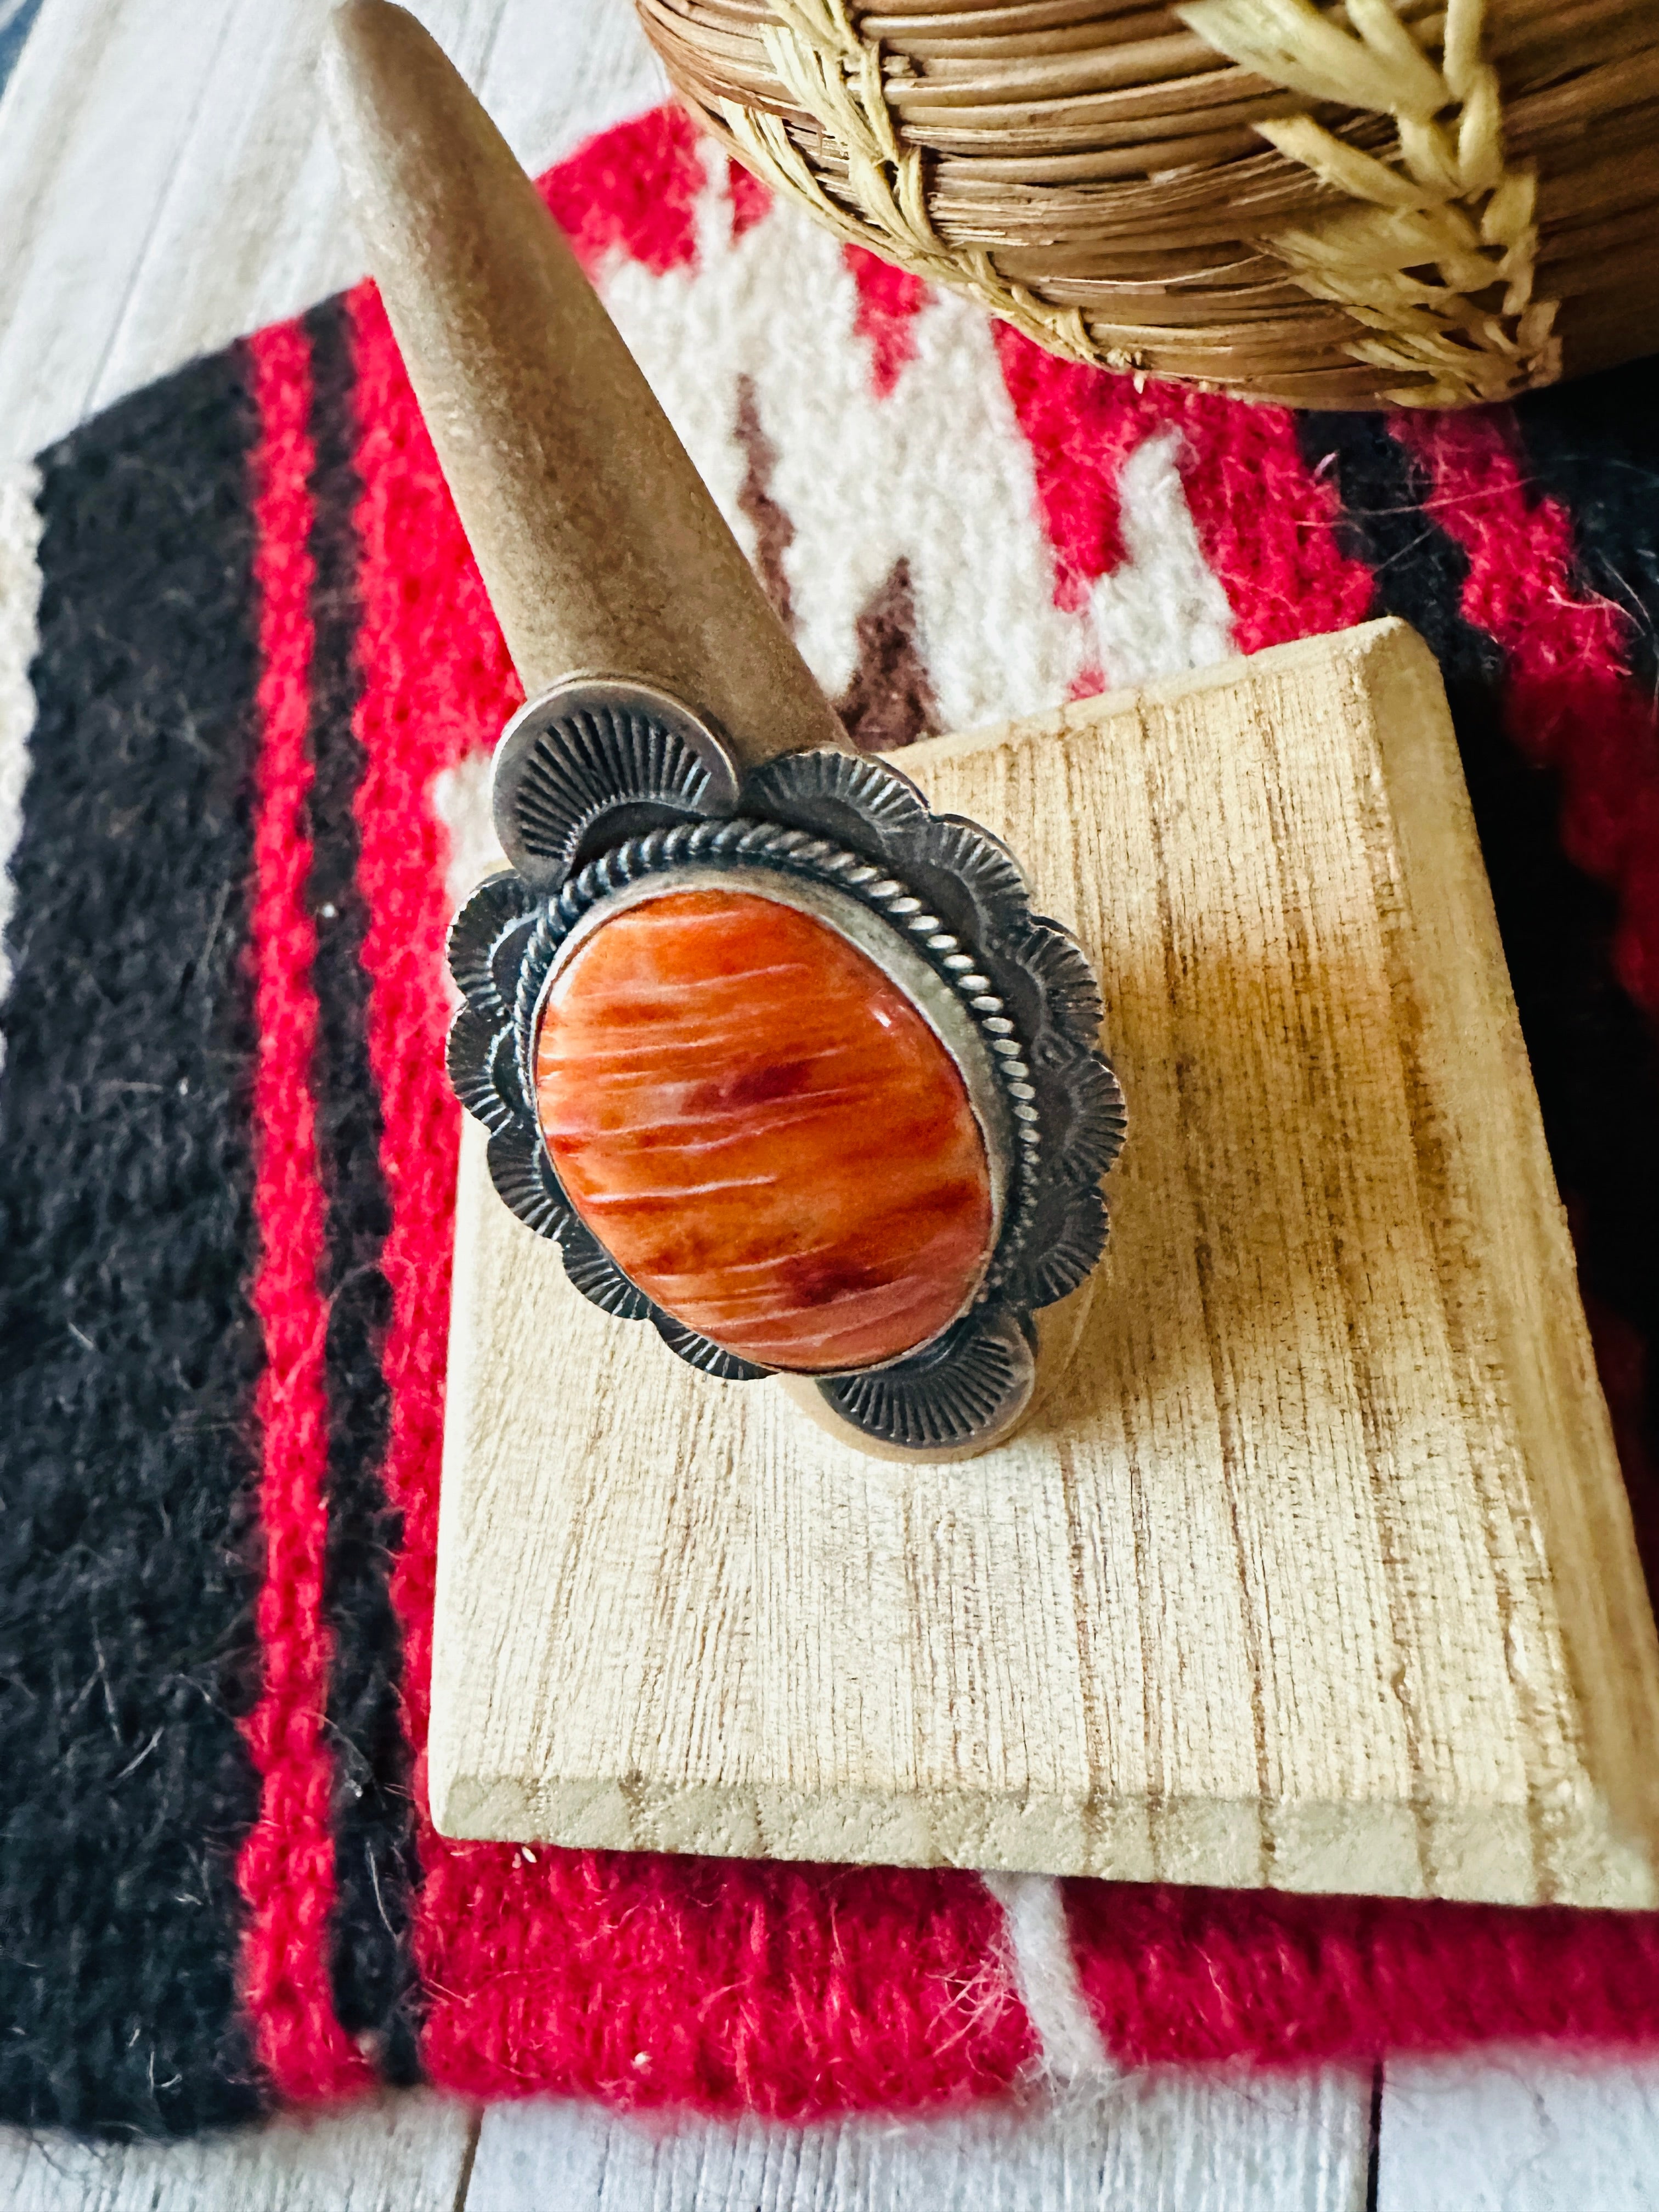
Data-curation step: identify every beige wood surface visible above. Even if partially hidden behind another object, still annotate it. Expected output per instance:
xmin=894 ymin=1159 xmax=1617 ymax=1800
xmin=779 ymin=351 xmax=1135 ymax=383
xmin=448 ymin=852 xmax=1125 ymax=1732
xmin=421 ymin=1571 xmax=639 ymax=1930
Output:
xmin=431 ymin=616 xmax=1659 ymax=1905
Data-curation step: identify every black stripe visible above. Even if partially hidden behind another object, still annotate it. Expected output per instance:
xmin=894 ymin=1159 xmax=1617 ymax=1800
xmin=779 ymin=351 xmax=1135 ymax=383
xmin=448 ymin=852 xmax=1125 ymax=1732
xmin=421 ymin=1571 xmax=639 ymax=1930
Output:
xmin=0 ymin=354 xmax=267 ymax=2135
xmin=1514 ymin=362 xmax=1659 ymax=701
xmin=302 ymin=297 xmax=422 ymax=2084
xmin=1299 ymin=415 xmax=1659 ymax=1574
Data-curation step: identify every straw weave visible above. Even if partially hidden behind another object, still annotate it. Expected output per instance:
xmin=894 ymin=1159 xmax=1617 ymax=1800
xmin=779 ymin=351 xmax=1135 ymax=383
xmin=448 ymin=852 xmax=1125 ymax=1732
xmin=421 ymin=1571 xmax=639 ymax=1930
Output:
xmin=637 ymin=0 xmax=1659 ymax=407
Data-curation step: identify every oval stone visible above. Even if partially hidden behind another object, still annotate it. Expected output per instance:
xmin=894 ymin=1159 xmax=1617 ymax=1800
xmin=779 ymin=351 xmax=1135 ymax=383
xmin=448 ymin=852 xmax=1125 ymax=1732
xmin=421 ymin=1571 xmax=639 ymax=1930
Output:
xmin=534 ymin=885 xmax=995 ymax=1372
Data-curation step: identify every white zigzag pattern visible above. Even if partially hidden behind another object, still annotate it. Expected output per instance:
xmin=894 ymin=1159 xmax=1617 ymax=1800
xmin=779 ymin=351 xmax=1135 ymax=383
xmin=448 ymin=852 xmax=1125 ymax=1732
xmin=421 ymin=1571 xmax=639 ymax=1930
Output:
xmin=595 ymin=146 xmax=1233 ymax=727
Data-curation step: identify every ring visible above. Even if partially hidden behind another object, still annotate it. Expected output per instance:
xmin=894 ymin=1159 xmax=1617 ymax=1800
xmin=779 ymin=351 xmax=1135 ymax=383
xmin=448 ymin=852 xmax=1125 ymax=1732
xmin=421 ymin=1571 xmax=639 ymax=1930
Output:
xmin=447 ymin=678 xmax=1126 ymax=1452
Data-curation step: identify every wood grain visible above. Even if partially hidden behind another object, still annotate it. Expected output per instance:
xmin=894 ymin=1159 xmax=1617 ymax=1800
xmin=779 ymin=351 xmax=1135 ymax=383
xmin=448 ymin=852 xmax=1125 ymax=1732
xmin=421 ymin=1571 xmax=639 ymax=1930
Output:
xmin=1379 ymin=2055 xmax=1659 ymax=2212
xmin=0 ymin=2094 xmax=476 ymax=2212
xmin=0 ymin=0 xmax=667 ymax=469
xmin=465 ymin=2073 xmax=1373 ymax=2212
xmin=432 ymin=617 xmax=1659 ymax=1905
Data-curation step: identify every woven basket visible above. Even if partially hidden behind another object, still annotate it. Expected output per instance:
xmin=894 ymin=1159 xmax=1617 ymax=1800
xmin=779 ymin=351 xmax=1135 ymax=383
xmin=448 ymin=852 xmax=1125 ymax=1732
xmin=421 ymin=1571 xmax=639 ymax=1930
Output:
xmin=636 ymin=0 xmax=1659 ymax=408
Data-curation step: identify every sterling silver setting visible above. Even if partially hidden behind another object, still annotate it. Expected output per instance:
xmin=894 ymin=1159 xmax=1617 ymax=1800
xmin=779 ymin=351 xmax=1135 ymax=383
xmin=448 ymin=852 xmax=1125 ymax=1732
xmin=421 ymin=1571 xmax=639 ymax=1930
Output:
xmin=447 ymin=676 xmax=1126 ymax=1450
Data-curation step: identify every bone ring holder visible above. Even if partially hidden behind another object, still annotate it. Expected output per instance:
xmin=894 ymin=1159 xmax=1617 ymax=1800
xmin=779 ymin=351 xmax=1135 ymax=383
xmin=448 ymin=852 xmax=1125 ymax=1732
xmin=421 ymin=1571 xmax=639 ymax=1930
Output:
xmin=447 ymin=677 xmax=1125 ymax=1454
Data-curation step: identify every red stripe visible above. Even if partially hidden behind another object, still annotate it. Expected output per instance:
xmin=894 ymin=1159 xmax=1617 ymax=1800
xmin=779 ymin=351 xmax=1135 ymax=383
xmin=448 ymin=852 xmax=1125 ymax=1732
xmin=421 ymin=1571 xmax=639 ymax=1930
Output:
xmin=726 ymin=156 xmax=772 ymax=240
xmin=237 ymin=321 xmax=373 ymax=2101
xmin=1064 ymin=1876 xmax=1659 ymax=2065
xmin=343 ymin=178 xmax=1034 ymax=2109
xmin=342 ymin=269 xmax=512 ymax=2071
xmin=1391 ymin=409 xmax=1659 ymax=1019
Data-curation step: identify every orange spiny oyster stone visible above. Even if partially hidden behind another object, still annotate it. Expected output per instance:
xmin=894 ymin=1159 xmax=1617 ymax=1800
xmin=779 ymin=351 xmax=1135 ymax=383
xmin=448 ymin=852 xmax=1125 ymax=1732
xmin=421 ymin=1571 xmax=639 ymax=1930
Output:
xmin=533 ymin=886 xmax=995 ymax=1372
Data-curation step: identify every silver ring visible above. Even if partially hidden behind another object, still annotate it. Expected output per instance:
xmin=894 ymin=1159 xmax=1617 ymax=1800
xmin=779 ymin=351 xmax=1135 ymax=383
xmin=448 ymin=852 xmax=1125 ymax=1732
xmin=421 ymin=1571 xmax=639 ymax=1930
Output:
xmin=447 ymin=678 xmax=1125 ymax=1451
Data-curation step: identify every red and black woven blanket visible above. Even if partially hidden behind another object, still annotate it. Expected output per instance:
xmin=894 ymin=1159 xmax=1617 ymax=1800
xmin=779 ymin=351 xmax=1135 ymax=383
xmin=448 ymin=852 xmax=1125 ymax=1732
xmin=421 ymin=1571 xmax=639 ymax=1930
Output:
xmin=3 ymin=108 xmax=1659 ymax=2139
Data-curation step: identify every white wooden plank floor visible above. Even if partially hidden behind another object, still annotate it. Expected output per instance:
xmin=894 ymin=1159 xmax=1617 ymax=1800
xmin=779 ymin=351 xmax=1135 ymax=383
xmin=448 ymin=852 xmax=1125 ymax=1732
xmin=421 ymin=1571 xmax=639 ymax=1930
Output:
xmin=463 ymin=2072 xmax=1372 ymax=2212
xmin=2 ymin=0 xmax=1657 ymax=2204
xmin=1379 ymin=2055 xmax=1659 ymax=2212
xmin=0 ymin=2094 xmax=478 ymax=2211
xmin=0 ymin=0 xmax=665 ymax=467
xmin=0 ymin=2075 xmax=1374 ymax=2212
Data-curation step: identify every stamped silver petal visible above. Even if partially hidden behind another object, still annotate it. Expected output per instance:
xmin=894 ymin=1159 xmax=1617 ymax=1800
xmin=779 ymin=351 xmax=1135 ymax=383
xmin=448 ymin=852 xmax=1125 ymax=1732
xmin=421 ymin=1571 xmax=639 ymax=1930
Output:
xmin=493 ymin=681 xmax=743 ymax=887
xmin=1017 ymin=918 xmax=1106 ymax=1050
xmin=486 ymin=1124 xmax=573 ymax=1242
xmin=909 ymin=813 xmax=1031 ymax=935
xmin=446 ymin=1008 xmax=522 ymax=1133
xmin=1054 ymin=1053 xmax=1127 ymax=1183
xmin=742 ymin=746 xmax=929 ymax=845
xmin=1007 ymin=1181 xmax=1108 ymax=1311
xmin=652 ymin=1311 xmax=772 ymax=1383
xmin=558 ymin=1220 xmax=653 ymax=1320
xmin=488 ymin=913 xmax=539 ymax=1020
xmin=816 ymin=1307 xmax=1035 ymax=1451
xmin=447 ymin=870 xmax=537 ymax=1022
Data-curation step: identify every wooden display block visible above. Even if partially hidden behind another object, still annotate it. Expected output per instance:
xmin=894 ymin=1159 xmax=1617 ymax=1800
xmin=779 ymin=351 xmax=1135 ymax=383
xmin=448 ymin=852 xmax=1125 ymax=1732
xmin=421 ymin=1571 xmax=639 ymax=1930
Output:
xmin=430 ymin=619 xmax=1659 ymax=1906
